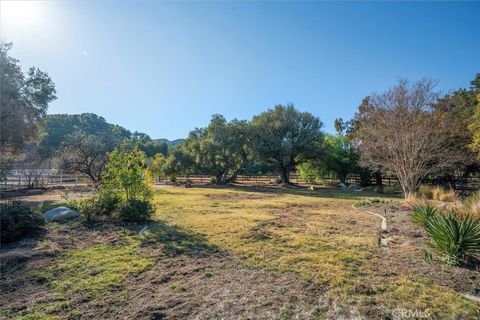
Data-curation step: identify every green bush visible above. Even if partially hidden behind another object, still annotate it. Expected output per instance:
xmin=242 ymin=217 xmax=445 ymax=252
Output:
xmin=0 ymin=202 xmax=45 ymax=243
xmin=425 ymin=213 xmax=480 ymax=265
xmin=69 ymin=193 xmax=121 ymax=222
xmin=354 ymin=197 xmax=385 ymax=207
xmin=411 ymin=204 xmax=438 ymax=226
xmin=118 ymin=199 xmax=154 ymax=222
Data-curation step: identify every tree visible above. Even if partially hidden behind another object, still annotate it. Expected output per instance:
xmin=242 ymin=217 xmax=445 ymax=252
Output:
xmin=181 ymin=115 xmax=250 ymax=184
xmin=39 ymin=113 xmax=132 ymax=184
xmin=58 ymin=131 xmax=111 ymax=185
xmin=161 ymin=146 xmax=195 ymax=180
xmin=323 ymin=134 xmax=358 ymax=184
xmin=102 ymin=148 xmax=152 ymax=201
xmin=433 ymin=73 xmax=480 ymax=185
xmin=250 ymin=105 xmax=324 ymax=183
xmin=0 ymin=42 xmax=56 ymax=157
xmin=355 ymin=79 xmax=462 ymax=199
xmin=38 ymin=113 xmax=131 ymax=157
xmin=470 ymin=94 xmax=480 ymax=160
xmin=151 ymin=153 xmax=166 ymax=180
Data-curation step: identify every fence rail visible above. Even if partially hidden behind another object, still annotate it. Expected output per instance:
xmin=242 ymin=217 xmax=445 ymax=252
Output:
xmin=0 ymin=169 xmax=90 ymax=191
xmin=158 ymin=174 xmax=480 ymax=191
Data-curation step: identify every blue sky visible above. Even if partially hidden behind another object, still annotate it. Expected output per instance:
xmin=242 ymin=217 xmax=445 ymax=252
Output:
xmin=1 ymin=1 xmax=479 ymax=140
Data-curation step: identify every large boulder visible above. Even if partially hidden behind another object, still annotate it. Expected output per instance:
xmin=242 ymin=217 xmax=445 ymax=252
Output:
xmin=43 ymin=206 xmax=80 ymax=222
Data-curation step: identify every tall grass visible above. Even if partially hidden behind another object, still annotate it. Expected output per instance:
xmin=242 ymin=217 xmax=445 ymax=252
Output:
xmin=463 ymin=191 xmax=480 ymax=219
xmin=417 ymin=185 xmax=457 ymax=202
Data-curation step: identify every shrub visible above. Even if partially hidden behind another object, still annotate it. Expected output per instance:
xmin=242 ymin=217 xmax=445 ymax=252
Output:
xmin=354 ymin=197 xmax=385 ymax=207
xmin=69 ymin=193 xmax=121 ymax=222
xmin=417 ymin=185 xmax=433 ymax=199
xmin=0 ymin=202 xmax=45 ymax=243
xmin=411 ymin=204 xmax=438 ymax=226
xmin=425 ymin=213 xmax=480 ymax=265
xmin=418 ymin=185 xmax=457 ymax=202
xmin=118 ymin=199 xmax=154 ymax=222
xmin=464 ymin=191 xmax=480 ymax=218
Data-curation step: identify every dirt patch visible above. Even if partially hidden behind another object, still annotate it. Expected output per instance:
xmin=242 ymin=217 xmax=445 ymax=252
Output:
xmin=364 ymin=203 xmax=480 ymax=296
xmin=117 ymin=253 xmax=326 ymax=320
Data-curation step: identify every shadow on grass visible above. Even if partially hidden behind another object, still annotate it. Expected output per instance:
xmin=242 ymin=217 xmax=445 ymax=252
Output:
xmin=191 ymin=183 xmax=402 ymax=201
xmin=139 ymin=220 xmax=220 ymax=257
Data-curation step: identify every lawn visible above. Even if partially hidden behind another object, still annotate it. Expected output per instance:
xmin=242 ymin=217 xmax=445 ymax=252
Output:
xmin=1 ymin=185 xmax=478 ymax=319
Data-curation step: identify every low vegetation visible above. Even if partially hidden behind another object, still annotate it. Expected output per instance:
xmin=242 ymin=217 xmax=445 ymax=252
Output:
xmin=353 ymin=197 xmax=386 ymax=207
xmin=0 ymin=201 xmax=45 ymax=244
xmin=417 ymin=185 xmax=458 ymax=202
xmin=411 ymin=203 xmax=438 ymax=226
xmin=411 ymin=202 xmax=480 ymax=266
xmin=425 ymin=213 xmax=480 ymax=265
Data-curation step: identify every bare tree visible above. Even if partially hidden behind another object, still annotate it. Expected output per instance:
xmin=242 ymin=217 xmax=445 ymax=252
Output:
xmin=58 ymin=131 xmax=111 ymax=185
xmin=355 ymin=79 xmax=462 ymax=199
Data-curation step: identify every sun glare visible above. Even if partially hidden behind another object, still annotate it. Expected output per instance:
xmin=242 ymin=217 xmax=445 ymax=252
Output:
xmin=1 ymin=0 xmax=44 ymax=29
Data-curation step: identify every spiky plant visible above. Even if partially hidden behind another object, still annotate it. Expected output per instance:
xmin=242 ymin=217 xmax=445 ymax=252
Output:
xmin=425 ymin=213 xmax=480 ymax=265
xmin=411 ymin=204 xmax=438 ymax=226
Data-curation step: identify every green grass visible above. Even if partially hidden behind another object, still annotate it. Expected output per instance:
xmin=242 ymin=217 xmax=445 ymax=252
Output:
xmin=17 ymin=237 xmax=154 ymax=319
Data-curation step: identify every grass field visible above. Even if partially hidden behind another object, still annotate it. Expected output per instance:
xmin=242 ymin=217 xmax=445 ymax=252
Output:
xmin=1 ymin=185 xmax=479 ymax=319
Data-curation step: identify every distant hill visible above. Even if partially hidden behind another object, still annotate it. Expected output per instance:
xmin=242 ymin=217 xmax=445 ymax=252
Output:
xmin=154 ymin=138 xmax=184 ymax=147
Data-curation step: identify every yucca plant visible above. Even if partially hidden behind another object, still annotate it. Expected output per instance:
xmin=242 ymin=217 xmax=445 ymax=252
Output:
xmin=410 ymin=204 xmax=438 ymax=226
xmin=425 ymin=213 xmax=480 ymax=265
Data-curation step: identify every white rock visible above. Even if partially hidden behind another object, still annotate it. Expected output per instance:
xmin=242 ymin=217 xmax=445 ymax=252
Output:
xmin=43 ymin=206 xmax=80 ymax=222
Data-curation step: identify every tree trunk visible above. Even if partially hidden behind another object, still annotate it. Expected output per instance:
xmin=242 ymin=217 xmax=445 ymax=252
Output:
xmin=280 ymin=166 xmax=290 ymax=184
xmin=375 ymin=172 xmax=383 ymax=186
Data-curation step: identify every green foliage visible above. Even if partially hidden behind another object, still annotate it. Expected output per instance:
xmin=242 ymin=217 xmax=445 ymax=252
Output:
xmin=161 ymin=146 xmax=196 ymax=180
xmin=354 ymin=197 xmax=385 ymax=207
xmin=250 ymin=104 xmax=324 ymax=183
xmin=0 ymin=202 xmax=45 ymax=243
xmin=68 ymin=193 xmax=121 ymax=222
xmin=411 ymin=204 xmax=438 ymax=226
xmin=38 ymin=113 xmax=131 ymax=157
xmin=102 ymin=147 xmax=153 ymax=202
xmin=1 ymin=42 xmax=56 ymax=155
xmin=323 ymin=134 xmax=358 ymax=184
xmin=297 ymin=161 xmax=324 ymax=184
xmin=151 ymin=153 xmax=166 ymax=179
xmin=469 ymin=93 xmax=480 ymax=160
xmin=118 ymin=199 xmax=154 ymax=222
xmin=425 ymin=213 xmax=480 ymax=265
xmin=171 ymin=115 xmax=250 ymax=184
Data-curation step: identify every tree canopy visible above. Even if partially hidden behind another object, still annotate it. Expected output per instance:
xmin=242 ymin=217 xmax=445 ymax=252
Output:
xmin=250 ymin=105 xmax=324 ymax=183
xmin=0 ymin=42 xmax=56 ymax=157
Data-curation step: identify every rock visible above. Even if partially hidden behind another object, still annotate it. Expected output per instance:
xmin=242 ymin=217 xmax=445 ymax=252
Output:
xmin=308 ymin=185 xmax=315 ymax=191
xmin=43 ymin=206 xmax=80 ymax=222
xmin=348 ymin=183 xmax=361 ymax=190
xmin=338 ymin=183 xmax=347 ymax=189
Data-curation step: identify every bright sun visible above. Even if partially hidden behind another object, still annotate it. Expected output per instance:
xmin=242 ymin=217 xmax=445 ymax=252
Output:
xmin=1 ymin=0 xmax=44 ymax=28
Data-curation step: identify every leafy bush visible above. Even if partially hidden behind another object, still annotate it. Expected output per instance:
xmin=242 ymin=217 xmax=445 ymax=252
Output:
xmin=354 ymin=197 xmax=385 ymax=207
xmin=102 ymin=148 xmax=153 ymax=202
xmin=411 ymin=204 xmax=438 ymax=226
xmin=118 ymin=199 xmax=154 ymax=222
xmin=69 ymin=193 xmax=121 ymax=221
xmin=425 ymin=213 xmax=480 ymax=265
xmin=0 ymin=202 xmax=45 ymax=243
